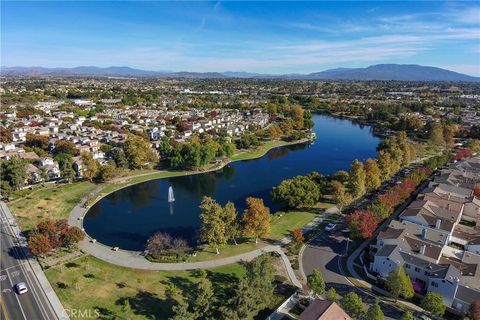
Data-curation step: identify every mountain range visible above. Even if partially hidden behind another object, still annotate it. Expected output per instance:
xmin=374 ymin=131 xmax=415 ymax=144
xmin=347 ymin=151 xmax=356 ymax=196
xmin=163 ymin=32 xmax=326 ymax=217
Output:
xmin=1 ymin=64 xmax=479 ymax=82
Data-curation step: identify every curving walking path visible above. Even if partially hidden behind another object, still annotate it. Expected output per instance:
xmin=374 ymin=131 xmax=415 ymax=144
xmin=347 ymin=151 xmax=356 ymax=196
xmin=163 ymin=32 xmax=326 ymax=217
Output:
xmin=68 ymin=184 xmax=302 ymax=288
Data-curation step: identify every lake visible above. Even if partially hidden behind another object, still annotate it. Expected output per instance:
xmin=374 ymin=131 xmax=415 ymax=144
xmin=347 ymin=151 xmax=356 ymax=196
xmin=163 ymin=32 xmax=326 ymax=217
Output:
xmin=84 ymin=114 xmax=381 ymax=250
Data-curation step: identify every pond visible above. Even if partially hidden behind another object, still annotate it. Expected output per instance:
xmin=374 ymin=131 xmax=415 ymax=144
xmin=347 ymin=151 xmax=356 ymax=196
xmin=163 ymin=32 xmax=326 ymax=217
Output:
xmin=84 ymin=114 xmax=381 ymax=250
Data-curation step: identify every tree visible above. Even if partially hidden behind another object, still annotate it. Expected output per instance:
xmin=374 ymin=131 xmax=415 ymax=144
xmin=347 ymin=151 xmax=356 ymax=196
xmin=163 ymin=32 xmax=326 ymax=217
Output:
xmin=386 ymin=266 xmax=414 ymax=301
xmin=469 ymin=300 xmax=480 ymax=320
xmin=330 ymin=180 xmax=353 ymax=210
xmin=364 ymin=158 xmax=382 ymax=190
xmin=267 ymin=125 xmax=283 ymax=139
xmin=54 ymin=140 xmax=78 ymax=156
xmin=55 ymin=153 xmax=75 ymax=182
xmin=428 ymin=123 xmax=445 ymax=146
xmin=220 ymin=277 xmax=256 ymax=320
xmin=223 ymin=201 xmax=241 ymax=245
xmin=0 ymin=126 xmax=12 ymax=143
xmin=146 ymin=232 xmax=190 ymax=258
xmin=341 ymin=292 xmax=364 ymax=319
xmin=368 ymin=201 xmax=392 ymax=220
xmin=326 ymin=287 xmax=341 ymax=303
xmin=395 ymin=132 xmax=412 ymax=166
xmin=171 ymin=300 xmax=194 ymax=320
xmin=1 ymin=157 xmax=27 ymax=191
xmin=421 ymin=292 xmax=445 ymax=316
xmin=291 ymin=228 xmax=304 ymax=244
xmin=28 ymin=233 xmax=52 ymax=256
xmin=349 ymin=159 xmax=366 ymax=198
xmin=60 ymin=226 xmax=84 ymax=247
xmin=244 ymin=255 xmax=275 ymax=304
xmin=307 ymin=269 xmax=325 ymax=297
xmin=26 ymin=133 xmax=49 ymax=150
xmin=191 ymin=274 xmax=214 ymax=318
xmin=221 ymin=142 xmax=236 ymax=158
xmin=199 ymin=196 xmax=226 ymax=254
xmin=271 ymin=175 xmax=320 ymax=208
xmin=365 ymin=301 xmax=384 ymax=320
xmin=334 ymin=170 xmax=349 ymax=183
xmin=80 ymin=152 xmax=99 ymax=181
xmin=290 ymin=105 xmax=305 ymax=130
xmin=467 ymin=139 xmax=480 ymax=153
xmin=242 ymin=197 xmax=270 ymax=243
xmin=96 ymin=163 xmax=117 ymax=182
xmin=377 ymin=150 xmax=394 ymax=180
xmin=124 ymin=134 xmax=158 ymax=169
xmin=401 ymin=310 xmax=415 ymax=320
xmin=346 ymin=210 xmax=380 ymax=239
xmin=109 ymin=147 xmax=128 ymax=168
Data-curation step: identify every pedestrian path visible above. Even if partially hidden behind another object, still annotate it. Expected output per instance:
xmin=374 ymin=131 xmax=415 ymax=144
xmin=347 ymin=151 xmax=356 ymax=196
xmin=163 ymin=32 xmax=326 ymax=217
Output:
xmin=69 ymin=195 xmax=302 ymax=287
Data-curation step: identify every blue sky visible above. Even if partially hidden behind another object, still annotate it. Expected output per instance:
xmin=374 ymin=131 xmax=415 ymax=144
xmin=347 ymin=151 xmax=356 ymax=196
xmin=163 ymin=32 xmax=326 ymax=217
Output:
xmin=2 ymin=1 xmax=479 ymax=75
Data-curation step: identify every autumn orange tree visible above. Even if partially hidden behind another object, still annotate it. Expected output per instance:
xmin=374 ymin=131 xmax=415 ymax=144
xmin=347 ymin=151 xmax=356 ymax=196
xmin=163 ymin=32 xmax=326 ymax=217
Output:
xmin=291 ymin=228 xmax=305 ymax=244
xmin=242 ymin=197 xmax=271 ymax=243
xmin=346 ymin=210 xmax=380 ymax=239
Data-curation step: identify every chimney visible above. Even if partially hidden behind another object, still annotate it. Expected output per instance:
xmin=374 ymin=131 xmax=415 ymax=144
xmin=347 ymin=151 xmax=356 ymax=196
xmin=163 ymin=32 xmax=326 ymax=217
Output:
xmin=447 ymin=203 xmax=451 ymax=210
xmin=435 ymin=219 xmax=442 ymax=229
xmin=422 ymin=228 xmax=428 ymax=240
xmin=419 ymin=244 xmax=426 ymax=255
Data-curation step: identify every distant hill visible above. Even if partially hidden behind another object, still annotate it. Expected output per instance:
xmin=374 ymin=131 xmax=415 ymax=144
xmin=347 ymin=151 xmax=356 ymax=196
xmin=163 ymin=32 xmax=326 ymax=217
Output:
xmin=303 ymin=64 xmax=480 ymax=82
xmin=2 ymin=64 xmax=479 ymax=82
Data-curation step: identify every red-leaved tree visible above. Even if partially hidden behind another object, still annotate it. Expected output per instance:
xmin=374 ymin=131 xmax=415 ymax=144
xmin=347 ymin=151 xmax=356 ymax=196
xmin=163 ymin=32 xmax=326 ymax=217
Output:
xmin=474 ymin=186 xmax=480 ymax=198
xmin=455 ymin=148 xmax=472 ymax=160
xmin=28 ymin=233 xmax=52 ymax=256
xmin=346 ymin=210 xmax=380 ymax=239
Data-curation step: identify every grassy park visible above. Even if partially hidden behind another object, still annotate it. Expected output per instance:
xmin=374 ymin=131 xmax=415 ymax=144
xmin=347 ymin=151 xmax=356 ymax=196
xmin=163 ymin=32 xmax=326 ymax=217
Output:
xmin=45 ymin=254 xmax=291 ymax=320
xmin=231 ymin=139 xmax=297 ymax=161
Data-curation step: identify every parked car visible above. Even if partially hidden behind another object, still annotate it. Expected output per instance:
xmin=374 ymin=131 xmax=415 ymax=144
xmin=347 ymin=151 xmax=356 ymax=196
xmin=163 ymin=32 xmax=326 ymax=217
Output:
xmin=14 ymin=282 xmax=28 ymax=295
xmin=324 ymin=223 xmax=336 ymax=232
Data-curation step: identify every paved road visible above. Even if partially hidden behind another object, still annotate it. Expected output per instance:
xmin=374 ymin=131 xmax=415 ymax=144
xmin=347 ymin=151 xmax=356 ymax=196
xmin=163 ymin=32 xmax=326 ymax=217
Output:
xmin=301 ymin=221 xmax=351 ymax=286
xmin=301 ymin=221 xmax=405 ymax=319
xmin=0 ymin=204 xmax=63 ymax=320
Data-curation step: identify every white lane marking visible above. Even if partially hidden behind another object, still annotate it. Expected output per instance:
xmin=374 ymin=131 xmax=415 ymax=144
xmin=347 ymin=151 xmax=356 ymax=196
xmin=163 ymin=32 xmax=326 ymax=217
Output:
xmin=1 ymin=264 xmax=27 ymax=273
xmin=5 ymin=268 xmax=27 ymax=320
xmin=1 ymin=208 xmax=53 ymax=319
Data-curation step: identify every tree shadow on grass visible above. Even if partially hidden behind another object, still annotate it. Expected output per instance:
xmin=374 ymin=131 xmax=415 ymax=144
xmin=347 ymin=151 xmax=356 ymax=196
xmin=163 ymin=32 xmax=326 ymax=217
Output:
xmin=206 ymin=271 xmax=238 ymax=302
xmin=163 ymin=276 xmax=196 ymax=302
xmin=93 ymin=306 xmax=115 ymax=320
xmin=116 ymin=291 xmax=174 ymax=320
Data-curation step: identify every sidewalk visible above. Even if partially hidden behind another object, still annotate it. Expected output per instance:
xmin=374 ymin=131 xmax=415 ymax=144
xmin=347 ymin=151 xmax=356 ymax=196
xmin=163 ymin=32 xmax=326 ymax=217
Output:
xmin=69 ymin=195 xmax=302 ymax=287
xmin=1 ymin=202 xmax=69 ymax=320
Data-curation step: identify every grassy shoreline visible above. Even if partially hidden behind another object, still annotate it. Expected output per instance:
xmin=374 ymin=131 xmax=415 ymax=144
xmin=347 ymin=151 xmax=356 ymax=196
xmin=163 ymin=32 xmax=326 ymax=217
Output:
xmin=9 ymin=138 xmax=309 ymax=231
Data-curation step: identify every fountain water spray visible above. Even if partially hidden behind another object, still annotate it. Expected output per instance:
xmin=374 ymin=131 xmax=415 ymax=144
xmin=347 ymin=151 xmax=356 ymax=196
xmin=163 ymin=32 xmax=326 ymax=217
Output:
xmin=168 ymin=186 xmax=175 ymax=202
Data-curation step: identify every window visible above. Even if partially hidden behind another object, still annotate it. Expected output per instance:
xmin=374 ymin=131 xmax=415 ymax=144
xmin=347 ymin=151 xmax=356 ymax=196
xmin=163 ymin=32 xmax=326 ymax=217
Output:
xmin=415 ymin=267 xmax=420 ymax=272
xmin=431 ymin=282 xmax=438 ymax=288
xmin=405 ymin=264 xmax=410 ymax=269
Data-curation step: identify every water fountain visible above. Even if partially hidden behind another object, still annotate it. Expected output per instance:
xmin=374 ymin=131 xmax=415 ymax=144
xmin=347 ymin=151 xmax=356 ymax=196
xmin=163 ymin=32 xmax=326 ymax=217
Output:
xmin=168 ymin=186 xmax=175 ymax=202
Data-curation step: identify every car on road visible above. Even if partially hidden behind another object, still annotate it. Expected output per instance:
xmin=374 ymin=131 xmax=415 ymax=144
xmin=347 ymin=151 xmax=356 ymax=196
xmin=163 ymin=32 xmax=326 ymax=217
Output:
xmin=14 ymin=282 xmax=28 ymax=295
xmin=324 ymin=223 xmax=336 ymax=232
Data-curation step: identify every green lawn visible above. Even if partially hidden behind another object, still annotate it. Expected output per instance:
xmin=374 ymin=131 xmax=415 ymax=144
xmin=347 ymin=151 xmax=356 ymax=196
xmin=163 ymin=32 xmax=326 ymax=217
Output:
xmin=231 ymin=140 xmax=291 ymax=161
xmin=45 ymin=254 xmax=286 ymax=320
xmin=270 ymin=210 xmax=318 ymax=240
xmin=9 ymin=181 xmax=97 ymax=231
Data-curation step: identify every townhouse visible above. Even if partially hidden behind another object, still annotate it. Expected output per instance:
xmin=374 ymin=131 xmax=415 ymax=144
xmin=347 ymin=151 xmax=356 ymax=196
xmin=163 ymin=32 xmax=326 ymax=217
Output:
xmin=370 ymin=156 xmax=480 ymax=314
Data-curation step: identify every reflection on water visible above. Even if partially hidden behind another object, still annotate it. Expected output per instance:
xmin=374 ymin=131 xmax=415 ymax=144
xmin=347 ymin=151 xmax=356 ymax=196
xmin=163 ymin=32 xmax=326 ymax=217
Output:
xmin=84 ymin=115 xmax=381 ymax=250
